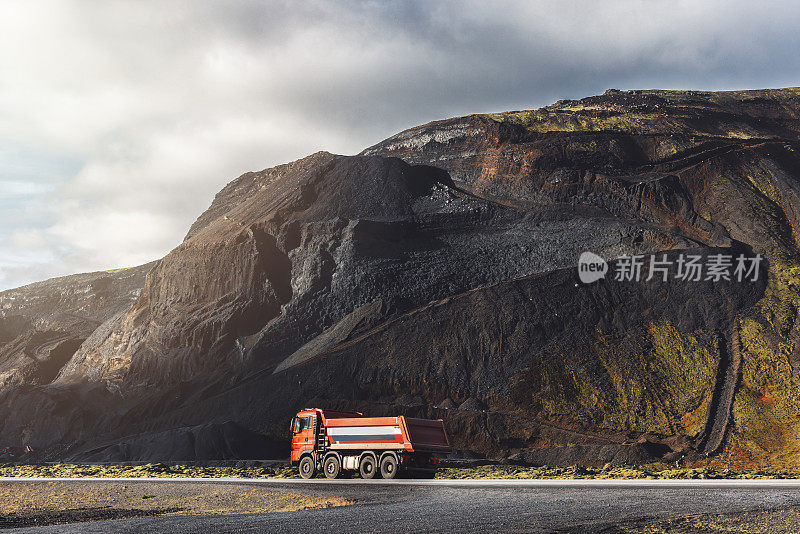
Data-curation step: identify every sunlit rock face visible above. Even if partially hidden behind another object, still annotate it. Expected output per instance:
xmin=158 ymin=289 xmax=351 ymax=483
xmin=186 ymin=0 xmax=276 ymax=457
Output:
xmin=2 ymin=88 xmax=800 ymax=467
xmin=0 ymin=265 xmax=152 ymax=390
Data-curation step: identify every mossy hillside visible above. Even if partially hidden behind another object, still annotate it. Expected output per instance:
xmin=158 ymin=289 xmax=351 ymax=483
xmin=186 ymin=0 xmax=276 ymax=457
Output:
xmin=515 ymin=322 xmax=717 ymax=440
xmin=487 ymin=108 xmax=676 ymax=136
xmin=487 ymin=107 xmax=748 ymax=140
xmin=467 ymin=96 xmax=800 ymax=464
xmin=487 ymin=88 xmax=800 ymax=140
xmin=646 ymin=323 xmax=718 ymax=437
xmin=726 ymin=159 xmax=800 ymax=255
xmin=636 ymin=87 xmax=800 ymax=102
xmin=723 ymin=163 xmax=800 ymax=468
xmin=589 ymin=324 xmax=717 ymax=436
xmin=713 ymin=210 xmax=800 ymax=467
xmin=727 ymin=311 xmax=800 ymax=468
xmin=706 ymin=161 xmax=800 ymax=467
xmin=676 ymin=146 xmax=800 ymax=468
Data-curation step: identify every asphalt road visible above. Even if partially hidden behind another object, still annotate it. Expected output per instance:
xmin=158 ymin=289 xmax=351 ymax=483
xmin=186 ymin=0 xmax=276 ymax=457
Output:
xmin=5 ymin=478 xmax=800 ymax=533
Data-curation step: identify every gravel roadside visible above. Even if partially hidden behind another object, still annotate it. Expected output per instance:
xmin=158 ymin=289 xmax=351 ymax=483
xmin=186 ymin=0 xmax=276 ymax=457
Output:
xmin=0 ymin=481 xmax=350 ymax=529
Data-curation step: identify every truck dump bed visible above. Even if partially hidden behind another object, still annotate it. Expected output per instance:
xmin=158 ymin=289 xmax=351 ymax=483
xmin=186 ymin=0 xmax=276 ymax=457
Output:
xmin=403 ymin=417 xmax=451 ymax=452
xmin=321 ymin=414 xmax=450 ymax=453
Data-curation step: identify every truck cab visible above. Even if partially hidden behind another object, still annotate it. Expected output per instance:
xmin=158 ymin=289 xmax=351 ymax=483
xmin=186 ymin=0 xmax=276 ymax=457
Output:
xmin=289 ymin=408 xmax=361 ymax=465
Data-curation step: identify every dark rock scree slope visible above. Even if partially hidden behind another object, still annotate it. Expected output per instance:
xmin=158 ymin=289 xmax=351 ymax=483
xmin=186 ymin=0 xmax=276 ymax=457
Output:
xmin=1 ymin=88 xmax=800 ymax=467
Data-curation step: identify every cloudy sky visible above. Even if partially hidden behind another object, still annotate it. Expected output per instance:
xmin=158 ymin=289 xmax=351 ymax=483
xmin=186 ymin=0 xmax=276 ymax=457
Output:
xmin=1 ymin=0 xmax=799 ymax=290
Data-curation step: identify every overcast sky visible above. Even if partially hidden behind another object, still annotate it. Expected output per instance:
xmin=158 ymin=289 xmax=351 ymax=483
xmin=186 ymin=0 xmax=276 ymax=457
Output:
xmin=1 ymin=0 xmax=799 ymax=291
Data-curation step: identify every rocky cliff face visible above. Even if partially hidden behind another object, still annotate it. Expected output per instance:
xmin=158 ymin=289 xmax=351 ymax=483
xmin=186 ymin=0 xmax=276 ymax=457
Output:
xmin=2 ymin=88 xmax=800 ymax=467
xmin=0 ymin=266 xmax=151 ymax=392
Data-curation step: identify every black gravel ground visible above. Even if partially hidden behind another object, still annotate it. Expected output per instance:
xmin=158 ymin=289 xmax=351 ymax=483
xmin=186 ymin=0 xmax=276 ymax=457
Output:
xmin=6 ymin=479 xmax=800 ymax=533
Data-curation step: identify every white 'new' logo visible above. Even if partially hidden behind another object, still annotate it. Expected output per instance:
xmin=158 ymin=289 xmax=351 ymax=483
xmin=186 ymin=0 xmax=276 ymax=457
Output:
xmin=578 ymin=252 xmax=608 ymax=283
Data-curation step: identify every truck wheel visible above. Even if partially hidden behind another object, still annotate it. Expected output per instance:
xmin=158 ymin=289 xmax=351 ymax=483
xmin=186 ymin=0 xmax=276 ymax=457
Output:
xmin=299 ymin=456 xmax=316 ymax=479
xmin=323 ymin=455 xmax=341 ymax=479
xmin=379 ymin=454 xmax=398 ymax=479
xmin=359 ymin=455 xmax=377 ymax=479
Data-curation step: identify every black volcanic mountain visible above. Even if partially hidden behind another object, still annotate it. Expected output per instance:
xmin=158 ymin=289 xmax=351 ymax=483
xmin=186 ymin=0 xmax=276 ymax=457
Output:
xmin=1 ymin=88 xmax=799 ymax=467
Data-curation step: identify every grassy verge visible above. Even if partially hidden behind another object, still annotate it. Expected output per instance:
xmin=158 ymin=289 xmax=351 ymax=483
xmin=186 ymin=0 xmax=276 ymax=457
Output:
xmin=0 ymin=463 xmax=300 ymax=479
xmin=435 ymin=463 xmax=800 ymax=480
xmin=0 ymin=462 xmax=799 ymax=480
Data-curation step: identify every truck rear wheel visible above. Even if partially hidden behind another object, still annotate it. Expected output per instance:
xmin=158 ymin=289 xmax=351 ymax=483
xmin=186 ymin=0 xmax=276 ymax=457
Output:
xmin=299 ymin=456 xmax=316 ymax=479
xmin=359 ymin=455 xmax=377 ymax=479
xmin=379 ymin=454 xmax=398 ymax=479
xmin=323 ymin=455 xmax=341 ymax=479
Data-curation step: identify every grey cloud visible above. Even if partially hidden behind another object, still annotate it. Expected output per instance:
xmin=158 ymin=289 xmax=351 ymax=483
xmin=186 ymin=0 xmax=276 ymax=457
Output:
xmin=1 ymin=0 xmax=799 ymax=290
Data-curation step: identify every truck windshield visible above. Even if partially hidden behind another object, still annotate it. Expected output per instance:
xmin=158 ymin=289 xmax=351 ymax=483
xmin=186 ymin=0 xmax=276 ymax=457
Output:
xmin=294 ymin=416 xmax=313 ymax=433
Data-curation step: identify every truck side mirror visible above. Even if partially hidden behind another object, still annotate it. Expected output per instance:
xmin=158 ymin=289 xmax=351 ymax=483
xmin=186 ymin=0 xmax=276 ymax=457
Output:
xmin=290 ymin=417 xmax=297 ymax=434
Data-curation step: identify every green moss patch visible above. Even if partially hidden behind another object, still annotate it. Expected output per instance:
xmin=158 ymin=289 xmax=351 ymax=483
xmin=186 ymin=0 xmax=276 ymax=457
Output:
xmin=0 ymin=463 xmax=300 ymax=479
xmin=0 ymin=463 xmax=797 ymax=480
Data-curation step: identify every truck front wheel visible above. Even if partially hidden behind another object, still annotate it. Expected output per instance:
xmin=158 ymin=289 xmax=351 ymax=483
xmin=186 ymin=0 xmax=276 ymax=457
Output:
xmin=323 ymin=455 xmax=341 ymax=479
xmin=379 ymin=454 xmax=398 ymax=479
xmin=299 ymin=456 xmax=316 ymax=479
xmin=359 ymin=455 xmax=377 ymax=479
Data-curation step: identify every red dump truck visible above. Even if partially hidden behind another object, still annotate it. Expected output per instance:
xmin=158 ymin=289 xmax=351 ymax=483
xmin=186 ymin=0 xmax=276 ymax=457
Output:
xmin=290 ymin=408 xmax=450 ymax=479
